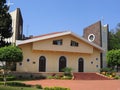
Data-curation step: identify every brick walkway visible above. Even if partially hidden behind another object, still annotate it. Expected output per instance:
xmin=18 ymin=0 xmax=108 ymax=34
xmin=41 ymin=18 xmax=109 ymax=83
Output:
xmin=24 ymin=79 xmax=120 ymax=90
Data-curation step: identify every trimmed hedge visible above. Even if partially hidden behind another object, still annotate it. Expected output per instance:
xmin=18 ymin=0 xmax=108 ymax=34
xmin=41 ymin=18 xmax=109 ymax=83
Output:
xmin=0 ymin=76 xmax=16 ymax=81
xmin=17 ymin=74 xmax=46 ymax=80
xmin=0 ymin=82 xmax=32 ymax=87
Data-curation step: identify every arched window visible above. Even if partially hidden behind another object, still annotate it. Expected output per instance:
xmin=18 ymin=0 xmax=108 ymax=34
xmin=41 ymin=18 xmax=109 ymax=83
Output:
xmin=78 ymin=58 xmax=84 ymax=72
xmin=39 ymin=56 xmax=46 ymax=72
xmin=59 ymin=56 xmax=67 ymax=72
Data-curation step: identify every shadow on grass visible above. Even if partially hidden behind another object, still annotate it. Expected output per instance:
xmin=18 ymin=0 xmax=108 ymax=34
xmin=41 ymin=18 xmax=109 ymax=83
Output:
xmin=0 ymin=85 xmax=43 ymax=90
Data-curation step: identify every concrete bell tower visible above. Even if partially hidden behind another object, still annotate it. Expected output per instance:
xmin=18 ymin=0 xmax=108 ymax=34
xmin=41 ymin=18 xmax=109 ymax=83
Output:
xmin=83 ymin=21 xmax=109 ymax=68
xmin=5 ymin=8 xmax=23 ymax=44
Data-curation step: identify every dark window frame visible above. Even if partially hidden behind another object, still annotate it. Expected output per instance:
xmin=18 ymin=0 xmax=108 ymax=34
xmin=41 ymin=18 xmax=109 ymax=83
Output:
xmin=70 ymin=40 xmax=79 ymax=47
xmin=53 ymin=39 xmax=63 ymax=45
xmin=78 ymin=58 xmax=84 ymax=72
xmin=59 ymin=56 xmax=67 ymax=72
xmin=39 ymin=56 xmax=46 ymax=72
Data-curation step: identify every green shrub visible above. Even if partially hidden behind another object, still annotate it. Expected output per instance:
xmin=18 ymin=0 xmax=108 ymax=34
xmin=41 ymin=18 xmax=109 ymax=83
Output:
xmin=37 ymin=75 xmax=46 ymax=79
xmin=0 ymin=82 xmax=31 ymax=87
xmin=0 ymin=82 xmax=4 ymax=85
xmin=6 ymin=82 xmax=32 ymax=87
xmin=6 ymin=76 xmax=16 ymax=81
xmin=62 ymin=67 xmax=72 ymax=76
xmin=35 ymin=84 xmax=43 ymax=89
xmin=0 ymin=75 xmax=16 ymax=81
xmin=30 ymin=74 xmax=33 ymax=78
xmin=47 ymin=75 xmax=55 ymax=79
xmin=62 ymin=76 xmax=72 ymax=80
xmin=17 ymin=74 xmax=46 ymax=80
xmin=100 ymin=67 xmax=113 ymax=72
xmin=44 ymin=86 xmax=70 ymax=90
xmin=47 ymin=75 xmax=61 ymax=79
xmin=0 ymin=77 xmax=3 ymax=81
xmin=54 ymin=75 xmax=61 ymax=79
xmin=114 ymin=75 xmax=120 ymax=79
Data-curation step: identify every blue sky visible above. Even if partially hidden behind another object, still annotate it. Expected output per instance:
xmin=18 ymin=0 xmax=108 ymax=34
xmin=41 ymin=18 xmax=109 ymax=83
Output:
xmin=9 ymin=0 xmax=120 ymax=36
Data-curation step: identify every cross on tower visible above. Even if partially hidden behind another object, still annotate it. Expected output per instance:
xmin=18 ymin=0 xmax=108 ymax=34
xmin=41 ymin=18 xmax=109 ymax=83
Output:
xmin=7 ymin=0 xmax=14 ymax=7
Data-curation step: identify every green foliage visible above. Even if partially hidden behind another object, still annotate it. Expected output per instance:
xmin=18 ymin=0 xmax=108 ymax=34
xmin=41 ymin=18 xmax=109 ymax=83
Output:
xmin=0 ymin=76 xmax=15 ymax=81
xmin=62 ymin=67 xmax=72 ymax=76
xmin=100 ymin=67 xmax=118 ymax=79
xmin=47 ymin=67 xmax=73 ymax=80
xmin=0 ymin=46 xmax=23 ymax=85
xmin=0 ymin=81 xmax=32 ymax=87
xmin=107 ymin=49 xmax=120 ymax=67
xmin=100 ymin=67 xmax=113 ymax=72
xmin=47 ymin=75 xmax=61 ymax=79
xmin=0 ymin=86 xmax=41 ymax=90
xmin=114 ymin=75 xmax=120 ymax=79
xmin=62 ymin=76 xmax=72 ymax=80
xmin=44 ymin=87 xmax=70 ymax=90
xmin=108 ymin=23 xmax=120 ymax=50
xmin=35 ymin=84 xmax=43 ymax=89
xmin=17 ymin=74 xmax=46 ymax=80
xmin=0 ymin=75 xmax=16 ymax=81
xmin=0 ymin=0 xmax=13 ymax=47
xmin=8 ymin=82 xmax=31 ymax=87
xmin=0 ymin=46 xmax=23 ymax=62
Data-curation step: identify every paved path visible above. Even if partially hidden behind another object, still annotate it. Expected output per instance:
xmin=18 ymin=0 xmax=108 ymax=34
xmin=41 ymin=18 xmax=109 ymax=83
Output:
xmin=24 ymin=79 xmax=120 ymax=90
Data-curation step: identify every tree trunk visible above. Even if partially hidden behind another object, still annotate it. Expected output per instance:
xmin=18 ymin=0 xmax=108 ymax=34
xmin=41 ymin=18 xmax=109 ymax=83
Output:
xmin=1 ymin=62 xmax=7 ymax=86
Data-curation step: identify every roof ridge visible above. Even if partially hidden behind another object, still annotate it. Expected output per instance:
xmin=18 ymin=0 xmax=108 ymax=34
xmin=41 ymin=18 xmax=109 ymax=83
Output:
xmin=31 ymin=31 xmax=71 ymax=39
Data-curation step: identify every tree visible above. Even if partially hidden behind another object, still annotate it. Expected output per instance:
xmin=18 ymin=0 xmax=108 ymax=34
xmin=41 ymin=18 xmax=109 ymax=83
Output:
xmin=108 ymin=23 xmax=120 ymax=50
xmin=0 ymin=46 xmax=23 ymax=85
xmin=107 ymin=49 xmax=120 ymax=71
xmin=0 ymin=46 xmax=23 ymax=69
xmin=0 ymin=0 xmax=13 ymax=47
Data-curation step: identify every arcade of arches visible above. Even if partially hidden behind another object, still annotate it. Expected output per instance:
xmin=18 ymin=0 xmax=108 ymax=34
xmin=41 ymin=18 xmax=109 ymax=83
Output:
xmin=39 ymin=56 xmax=84 ymax=72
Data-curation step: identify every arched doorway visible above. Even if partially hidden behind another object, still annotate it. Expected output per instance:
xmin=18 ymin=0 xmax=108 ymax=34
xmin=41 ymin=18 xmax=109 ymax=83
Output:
xmin=78 ymin=58 xmax=84 ymax=72
xmin=39 ymin=56 xmax=46 ymax=72
xmin=59 ymin=56 xmax=67 ymax=72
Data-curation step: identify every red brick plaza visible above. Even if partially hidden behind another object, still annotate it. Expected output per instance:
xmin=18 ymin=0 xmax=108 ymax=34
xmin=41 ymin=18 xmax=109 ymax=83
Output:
xmin=24 ymin=79 xmax=120 ymax=90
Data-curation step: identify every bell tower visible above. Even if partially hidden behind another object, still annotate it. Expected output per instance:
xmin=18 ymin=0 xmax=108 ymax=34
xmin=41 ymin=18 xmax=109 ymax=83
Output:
xmin=83 ymin=21 xmax=102 ymax=46
xmin=83 ymin=21 xmax=109 ymax=68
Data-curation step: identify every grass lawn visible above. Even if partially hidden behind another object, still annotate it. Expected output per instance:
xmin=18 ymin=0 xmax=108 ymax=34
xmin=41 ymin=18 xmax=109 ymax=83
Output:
xmin=0 ymin=85 xmax=43 ymax=90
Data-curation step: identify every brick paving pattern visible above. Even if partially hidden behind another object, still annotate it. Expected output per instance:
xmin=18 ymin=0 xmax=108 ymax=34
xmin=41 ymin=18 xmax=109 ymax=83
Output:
xmin=24 ymin=80 xmax=120 ymax=90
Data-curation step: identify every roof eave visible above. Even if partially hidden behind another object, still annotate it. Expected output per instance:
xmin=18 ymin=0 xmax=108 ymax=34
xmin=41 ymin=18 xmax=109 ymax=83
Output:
xmin=16 ymin=31 xmax=72 ymax=45
xmin=70 ymin=32 xmax=104 ymax=52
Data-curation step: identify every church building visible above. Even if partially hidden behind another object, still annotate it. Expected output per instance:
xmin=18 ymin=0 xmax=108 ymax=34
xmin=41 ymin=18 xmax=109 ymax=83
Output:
xmin=16 ymin=21 xmax=108 ymax=73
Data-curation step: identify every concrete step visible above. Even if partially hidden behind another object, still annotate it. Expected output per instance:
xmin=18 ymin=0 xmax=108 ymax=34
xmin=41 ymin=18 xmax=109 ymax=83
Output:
xmin=73 ymin=73 xmax=113 ymax=80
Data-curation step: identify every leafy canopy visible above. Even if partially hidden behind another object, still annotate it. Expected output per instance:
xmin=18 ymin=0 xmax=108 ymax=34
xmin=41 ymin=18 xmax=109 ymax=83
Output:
xmin=108 ymin=23 xmax=120 ymax=50
xmin=107 ymin=49 xmax=120 ymax=67
xmin=0 ymin=46 xmax=23 ymax=62
xmin=0 ymin=0 xmax=13 ymax=47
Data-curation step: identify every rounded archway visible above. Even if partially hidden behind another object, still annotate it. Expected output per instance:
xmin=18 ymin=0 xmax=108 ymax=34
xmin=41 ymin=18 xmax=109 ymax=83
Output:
xmin=78 ymin=58 xmax=84 ymax=72
xmin=59 ymin=56 xmax=67 ymax=72
xmin=39 ymin=56 xmax=46 ymax=72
